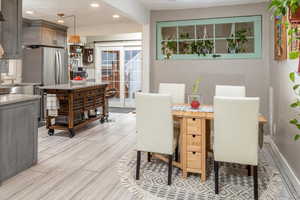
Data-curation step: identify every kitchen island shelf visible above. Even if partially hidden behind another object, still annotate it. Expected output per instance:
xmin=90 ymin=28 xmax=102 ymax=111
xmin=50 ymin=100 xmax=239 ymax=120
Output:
xmin=47 ymin=115 xmax=104 ymax=137
xmin=41 ymin=82 xmax=108 ymax=138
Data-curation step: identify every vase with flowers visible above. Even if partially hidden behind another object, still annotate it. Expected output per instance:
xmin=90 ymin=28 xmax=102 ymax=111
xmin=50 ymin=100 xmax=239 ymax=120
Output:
xmin=189 ymin=78 xmax=202 ymax=109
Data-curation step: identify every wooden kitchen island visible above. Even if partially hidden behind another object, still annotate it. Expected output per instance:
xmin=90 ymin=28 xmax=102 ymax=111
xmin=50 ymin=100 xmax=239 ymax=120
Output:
xmin=41 ymin=82 xmax=108 ymax=138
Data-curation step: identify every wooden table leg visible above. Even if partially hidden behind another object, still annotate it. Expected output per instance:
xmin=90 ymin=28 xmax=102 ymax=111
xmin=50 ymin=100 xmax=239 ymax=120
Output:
xmin=206 ymin=119 xmax=211 ymax=155
xmin=201 ymin=119 xmax=207 ymax=182
xmin=181 ymin=117 xmax=188 ymax=178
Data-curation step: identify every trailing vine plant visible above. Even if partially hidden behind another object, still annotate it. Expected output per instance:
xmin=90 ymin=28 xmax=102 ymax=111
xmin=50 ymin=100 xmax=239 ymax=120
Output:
xmin=269 ymin=0 xmax=300 ymax=140
xmin=289 ymin=71 xmax=300 ymax=140
xmin=269 ymin=0 xmax=300 ymax=59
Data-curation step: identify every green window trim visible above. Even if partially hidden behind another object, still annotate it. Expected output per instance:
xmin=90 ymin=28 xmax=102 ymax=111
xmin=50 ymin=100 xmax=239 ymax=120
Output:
xmin=156 ymin=15 xmax=262 ymax=60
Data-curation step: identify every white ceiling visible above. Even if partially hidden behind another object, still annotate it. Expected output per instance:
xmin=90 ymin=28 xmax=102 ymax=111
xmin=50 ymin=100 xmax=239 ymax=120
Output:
xmin=22 ymin=0 xmax=268 ymax=36
xmin=22 ymin=0 xmax=138 ymax=29
xmin=138 ymin=0 xmax=268 ymax=10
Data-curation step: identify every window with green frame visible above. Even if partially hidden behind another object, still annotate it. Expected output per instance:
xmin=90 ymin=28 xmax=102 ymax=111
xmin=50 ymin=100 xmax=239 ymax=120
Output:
xmin=157 ymin=15 xmax=262 ymax=60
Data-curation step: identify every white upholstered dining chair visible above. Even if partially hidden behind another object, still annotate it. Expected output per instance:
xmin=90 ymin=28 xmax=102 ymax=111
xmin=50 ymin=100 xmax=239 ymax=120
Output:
xmin=135 ymin=93 xmax=174 ymax=185
xmin=214 ymin=96 xmax=260 ymax=200
xmin=159 ymin=83 xmax=186 ymax=104
xmin=159 ymin=83 xmax=186 ymax=161
xmin=215 ymin=85 xmax=246 ymax=97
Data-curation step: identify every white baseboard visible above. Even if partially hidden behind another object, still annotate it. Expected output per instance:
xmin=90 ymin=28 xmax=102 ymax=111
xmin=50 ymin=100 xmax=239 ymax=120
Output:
xmin=266 ymin=137 xmax=300 ymax=199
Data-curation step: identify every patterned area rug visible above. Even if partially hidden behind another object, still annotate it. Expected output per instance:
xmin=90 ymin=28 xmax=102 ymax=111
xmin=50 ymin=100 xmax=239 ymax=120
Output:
xmin=117 ymin=147 xmax=283 ymax=200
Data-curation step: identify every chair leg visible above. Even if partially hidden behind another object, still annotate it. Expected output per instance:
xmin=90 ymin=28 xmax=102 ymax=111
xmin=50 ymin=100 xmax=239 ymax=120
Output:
xmin=214 ymin=161 xmax=219 ymax=194
xmin=175 ymin=146 xmax=179 ymax=162
xmin=136 ymin=151 xmax=141 ymax=180
xmin=253 ymin=166 xmax=258 ymax=200
xmin=168 ymin=155 xmax=173 ymax=185
xmin=247 ymin=165 xmax=251 ymax=176
xmin=147 ymin=152 xmax=152 ymax=162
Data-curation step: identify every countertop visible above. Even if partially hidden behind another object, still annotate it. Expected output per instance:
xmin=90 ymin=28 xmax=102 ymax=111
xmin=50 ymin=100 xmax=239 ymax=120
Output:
xmin=39 ymin=82 xmax=108 ymax=90
xmin=0 ymin=83 xmax=41 ymax=88
xmin=0 ymin=94 xmax=41 ymax=106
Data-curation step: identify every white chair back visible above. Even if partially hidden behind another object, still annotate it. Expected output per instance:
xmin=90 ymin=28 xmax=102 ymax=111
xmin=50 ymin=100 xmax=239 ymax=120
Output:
xmin=136 ymin=93 xmax=174 ymax=155
xmin=215 ymin=85 xmax=246 ymax=97
xmin=159 ymin=83 xmax=186 ymax=104
xmin=214 ymin=96 xmax=259 ymax=165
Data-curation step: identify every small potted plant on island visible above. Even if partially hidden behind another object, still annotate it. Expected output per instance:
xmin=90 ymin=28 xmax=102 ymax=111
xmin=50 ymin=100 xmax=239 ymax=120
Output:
xmin=189 ymin=78 xmax=202 ymax=109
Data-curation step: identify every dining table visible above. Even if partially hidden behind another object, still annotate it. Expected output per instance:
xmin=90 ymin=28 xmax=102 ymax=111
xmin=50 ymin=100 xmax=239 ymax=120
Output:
xmin=155 ymin=104 xmax=268 ymax=182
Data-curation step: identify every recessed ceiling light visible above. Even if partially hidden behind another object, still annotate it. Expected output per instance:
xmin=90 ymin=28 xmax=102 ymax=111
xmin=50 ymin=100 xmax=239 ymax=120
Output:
xmin=90 ymin=3 xmax=100 ymax=8
xmin=26 ymin=10 xmax=34 ymax=15
xmin=112 ymin=14 xmax=120 ymax=19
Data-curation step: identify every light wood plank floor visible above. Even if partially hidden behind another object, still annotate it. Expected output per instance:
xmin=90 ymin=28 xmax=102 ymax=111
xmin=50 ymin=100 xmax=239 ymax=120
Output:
xmin=0 ymin=113 xmax=138 ymax=200
xmin=0 ymin=113 xmax=296 ymax=200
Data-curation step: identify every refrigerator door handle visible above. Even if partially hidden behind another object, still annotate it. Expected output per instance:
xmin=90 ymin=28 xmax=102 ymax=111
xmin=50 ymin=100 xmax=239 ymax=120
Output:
xmin=59 ymin=51 xmax=63 ymax=84
xmin=54 ymin=51 xmax=58 ymax=84
xmin=57 ymin=51 xmax=60 ymax=84
xmin=55 ymin=50 xmax=61 ymax=84
xmin=57 ymin=50 xmax=62 ymax=84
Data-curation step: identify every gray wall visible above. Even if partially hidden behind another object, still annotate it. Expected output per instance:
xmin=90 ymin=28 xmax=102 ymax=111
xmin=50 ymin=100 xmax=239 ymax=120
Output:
xmin=149 ymin=1 xmax=300 ymax=181
xmin=150 ymin=3 xmax=271 ymax=117
xmin=269 ymin=21 xmax=300 ymax=179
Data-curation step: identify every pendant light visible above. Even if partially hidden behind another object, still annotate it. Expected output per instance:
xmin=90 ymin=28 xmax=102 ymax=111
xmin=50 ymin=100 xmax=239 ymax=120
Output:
xmin=56 ymin=13 xmax=81 ymax=44
xmin=68 ymin=15 xmax=81 ymax=44
xmin=57 ymin=13 xmax=65 ymax=24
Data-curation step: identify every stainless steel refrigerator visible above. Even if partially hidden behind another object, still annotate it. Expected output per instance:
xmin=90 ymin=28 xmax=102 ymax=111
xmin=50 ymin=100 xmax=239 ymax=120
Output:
xmin=22 ymin=46 xmax=69 ymax=122
xmin=22 ymin=46 xmax=69 ymax=85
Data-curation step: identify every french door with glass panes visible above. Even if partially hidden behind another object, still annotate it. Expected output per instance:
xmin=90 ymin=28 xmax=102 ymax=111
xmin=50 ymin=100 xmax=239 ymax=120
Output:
xmin=96 ymin=44 xmax=142 ymax=108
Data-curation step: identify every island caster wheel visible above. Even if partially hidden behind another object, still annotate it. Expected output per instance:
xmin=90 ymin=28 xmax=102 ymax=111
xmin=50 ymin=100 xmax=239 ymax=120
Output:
xmin=100 ymin=118 xmax=105 ymax=124
xmin=48 ymin=129 xmax=54 ymax=136
xmin=69 ymin=129 xmax=75 ymax=138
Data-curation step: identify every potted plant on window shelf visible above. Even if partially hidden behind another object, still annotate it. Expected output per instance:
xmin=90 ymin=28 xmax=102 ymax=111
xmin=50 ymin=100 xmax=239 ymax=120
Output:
xmin=269 ymin=0 xmax=300 ymax=140
xmin=189 ymin=78 xmax=202 ymax=109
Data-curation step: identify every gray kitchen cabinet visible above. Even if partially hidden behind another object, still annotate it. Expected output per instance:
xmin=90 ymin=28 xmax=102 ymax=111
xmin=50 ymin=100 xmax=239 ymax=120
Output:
xmin=56 ymin=30 xmax=67 ymax=47
xmin=0 ymin=97 xmax=39 ymax=182
xmin=0 ymin=0 xmax=22 ymax=59
xmin=41 ymin=27 xmax=57 ymax=46
xmin=23 ymin=19 xmax=68 ymax=48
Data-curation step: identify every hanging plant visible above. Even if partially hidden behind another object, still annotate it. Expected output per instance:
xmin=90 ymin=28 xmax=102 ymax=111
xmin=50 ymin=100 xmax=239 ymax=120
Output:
xmin=235 ymin=29 xmax=248 ymax=52
xmin=226 ymin=29 xmax=248 ymax=53
xmin=161 ymin=40 xmax=177 ymax=59
xmin=191 ymin=25 xmax=214 ymax=56
xmin=191 ymin=40 xmax=214 ymax=56
xmin=226 ymin=35 xmax=238 ymax=54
